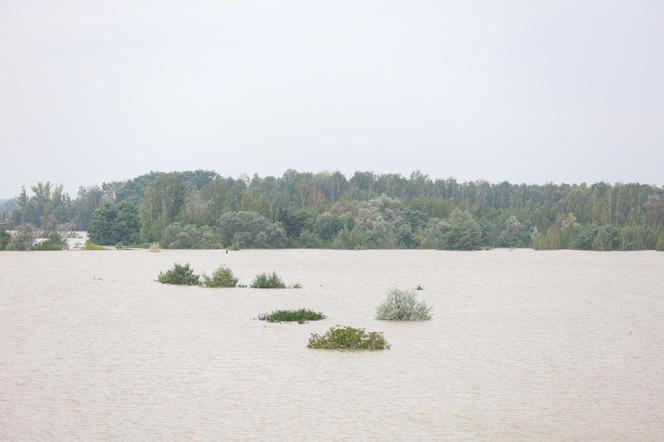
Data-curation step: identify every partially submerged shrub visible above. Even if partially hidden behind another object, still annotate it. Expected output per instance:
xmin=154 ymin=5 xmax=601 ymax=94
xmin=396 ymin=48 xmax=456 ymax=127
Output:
xmin=6 ymin=225 xmax=35 ymax=251
xmin=202 ymin=266 xmax=239 ymax=288
xmin=416 ymin=284 xmax=424 ymax=290
xmin=158 ymin=263 xmax=200 ymax=285
xmin=83 ymin=240 xmax=106 ymax=250
xmin=308 ymin=326 xmax=389 ymax=350
xmin=33 ymin=232 xmax=66 ymax=251
xmin=149 ymin=242 xmax=161 ymax=252
xmin=250 ymin=271 xmax=287 ymax=289
xmin=258 ymin=309 xmax=325 ymax=324
xmin=291 ymin=282 xmax=303 ymax=289
xmin=376 ymin=288 xmax=432 ymax=321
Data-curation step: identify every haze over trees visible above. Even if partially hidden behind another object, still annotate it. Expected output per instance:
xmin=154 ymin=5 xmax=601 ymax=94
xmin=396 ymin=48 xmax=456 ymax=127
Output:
xmin=2 ymin=169 xmax=664 ymax=251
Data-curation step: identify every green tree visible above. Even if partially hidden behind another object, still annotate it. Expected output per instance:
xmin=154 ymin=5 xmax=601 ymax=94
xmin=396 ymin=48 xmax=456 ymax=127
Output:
xmin=139 ymin=174 xmax=188 ymax=242
xmin=218 ymin=211 xmax=287 ymax=248
xmin=0 ymin=227 xmax=10 ymax=250
xmin=161 ymin=223 xmax=222 ymax=249
xmin=89 ymin=202 xmax=140 ymax=245
xmin=439 ymin=209 xmax=482 ymax=250
xmin=498 ymin=215 xmax=530 ymax=248
xmin=71 ymin=186 xmax=104 ymax=230
xmin=277 ymin=207 xmax=314 ymax=239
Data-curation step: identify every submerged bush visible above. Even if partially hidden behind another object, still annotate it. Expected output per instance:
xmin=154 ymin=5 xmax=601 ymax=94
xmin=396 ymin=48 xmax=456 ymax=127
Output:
xmin=258 ymin=309 xmax=325 ymax=324
xmin=6 ymin=225 xmax=35 ymax=251
xmin=83 ymin=240 xmax=106 ymax=250
xmin=33 ymin=232 xmax=66 ymax=251
xmin=250 ymin=271 xmax=287 ymax=288
xmin=376 ymin=288 xmax=432 ymax=320
xmin=202 ymin=266 xmax=239 ymax=288
xmin=308 ymin=326 xmax=389 ymax=350
xmin=157 ymin=263 xmax=200 ymax=285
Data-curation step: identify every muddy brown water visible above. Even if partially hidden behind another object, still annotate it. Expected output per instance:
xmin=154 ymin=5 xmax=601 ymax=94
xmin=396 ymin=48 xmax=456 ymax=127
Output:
xmin=1 ymin=249 xmax=663 ymax=441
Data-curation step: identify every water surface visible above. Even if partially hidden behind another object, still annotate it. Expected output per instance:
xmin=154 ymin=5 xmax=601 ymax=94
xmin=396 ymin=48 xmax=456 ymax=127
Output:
xmin=1 ymin=249 xmax=663 ymax=441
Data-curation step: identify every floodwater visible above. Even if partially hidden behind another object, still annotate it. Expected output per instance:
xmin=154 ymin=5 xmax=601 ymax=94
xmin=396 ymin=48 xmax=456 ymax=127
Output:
xmin=1 ymin=249 xmax=663 ymax=441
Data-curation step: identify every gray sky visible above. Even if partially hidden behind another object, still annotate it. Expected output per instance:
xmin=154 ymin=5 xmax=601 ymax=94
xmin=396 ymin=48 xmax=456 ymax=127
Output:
xmin=1 ymin=0 xmax=663 ymax=196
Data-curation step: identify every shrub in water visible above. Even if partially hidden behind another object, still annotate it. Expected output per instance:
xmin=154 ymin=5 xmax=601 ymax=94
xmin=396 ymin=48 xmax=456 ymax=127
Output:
xmin=6 ymin=225 xmax=35 ymax=251
xmin=250 ymin=271 xmax=286 ymax=289
xmin=149 ymin=242 xmax=161 ymax=252
xmin=202 ymin=266 xmax=239 ymax=288
xmin=83 ymin=240 xmax=106 ymax=250
xmin=158 ymin=263 xmax=200 ymax=285
xmin=376 ymin=288 xmax=432 ymax=321
xmin=33 ymin=232 xmax=66 ymax=251
xmin=258 ymin=309 xmax=325 ymax=324
xmin=308 ymin=326 xmax=389 ymax=350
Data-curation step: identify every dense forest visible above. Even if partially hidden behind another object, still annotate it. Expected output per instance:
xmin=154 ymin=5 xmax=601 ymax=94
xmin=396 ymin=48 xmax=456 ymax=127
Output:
xmin=1 ymin=170 xmax=663 ymax=251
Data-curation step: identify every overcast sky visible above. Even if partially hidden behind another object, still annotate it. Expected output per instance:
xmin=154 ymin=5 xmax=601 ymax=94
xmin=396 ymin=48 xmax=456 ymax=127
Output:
xmin=1 ymin=0 xmax=663 ymax=196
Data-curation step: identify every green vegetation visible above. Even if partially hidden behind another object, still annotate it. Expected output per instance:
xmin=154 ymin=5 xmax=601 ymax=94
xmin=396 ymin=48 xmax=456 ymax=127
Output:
xmin=139 ymin=174 xmax=196 ymax=242
xmin=83 ymin=240 xmax=106 ymax=250
xmin=160 ymin=223 xmax=223 ymax=249
xmin=308 ymin=326 xmax=390 ymax=350
xmin=6 ymin=225 xmax=35 ymax=251
xmin=88 ymin=201 xmax=139 ymax=245
xmin=376 ymin=289 xmax=432 ymax=321
xmin=250 ymin=272 xmax=287 ymax=288
xmin=258 ymin=309 xmax=325 ymax=323
xmin=202 ymin=266 xmax=239 ymax=288
xmin=498 ymin=215 xmax=531 ymax=248
xmin=218 ymin=211 xmax=287 ymax=249
xmin=0 ymin=227 xmax=9 ymax=250
xmin=157 ymin=263 xmax=200 ymax=285
xmin=32 ymin=232 xmax=66 ymax=251
xmin=5 ymin=171 xmax=664 ymax=251
xmin=436 ymin=208 xmax=482 ymax=250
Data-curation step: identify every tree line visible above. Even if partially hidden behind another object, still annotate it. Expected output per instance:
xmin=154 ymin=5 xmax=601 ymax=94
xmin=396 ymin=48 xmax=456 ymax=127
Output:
xmin=1 ymin=169 xmax=663 ymax=251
